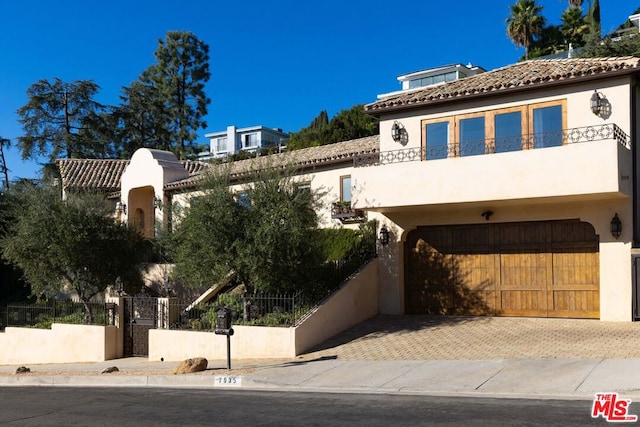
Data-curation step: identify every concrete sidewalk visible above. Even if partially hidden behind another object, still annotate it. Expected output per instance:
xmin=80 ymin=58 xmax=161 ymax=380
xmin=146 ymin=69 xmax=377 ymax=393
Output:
xmin=2 ymin=315 xmax=640 ymax=400
xmin=0 ymin=356 xmax=639 ymax=400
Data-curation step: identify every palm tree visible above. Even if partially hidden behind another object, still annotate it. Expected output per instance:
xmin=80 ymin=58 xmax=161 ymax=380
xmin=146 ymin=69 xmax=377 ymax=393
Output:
xmin=561 ymin=6 xmax=588 ymax=48
xmin=568 ymin=0 xmax=583 ymax=7
xmin=506 ymin=0 xmax=546 ymax=60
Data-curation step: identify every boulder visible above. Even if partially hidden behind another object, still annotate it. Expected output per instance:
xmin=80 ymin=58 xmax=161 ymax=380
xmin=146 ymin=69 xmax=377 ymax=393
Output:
xmin=173 ymin=357 xmax=208 ymax=374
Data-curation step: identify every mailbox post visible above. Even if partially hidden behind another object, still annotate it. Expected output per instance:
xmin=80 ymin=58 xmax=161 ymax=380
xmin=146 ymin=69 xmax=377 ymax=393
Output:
xmin=214 ymin=307 xmax=234 ymax=370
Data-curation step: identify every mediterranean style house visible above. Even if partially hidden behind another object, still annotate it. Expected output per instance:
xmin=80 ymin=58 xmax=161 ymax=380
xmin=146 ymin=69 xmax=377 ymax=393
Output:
xmin=360 ymin=56 xmax=640 ymax=322
xmin=56 ymin=56 xmax=640 ymax=322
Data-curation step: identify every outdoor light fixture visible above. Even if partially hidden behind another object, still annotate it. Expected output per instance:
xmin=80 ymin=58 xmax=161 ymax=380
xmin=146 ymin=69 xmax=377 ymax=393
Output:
xmin=115 ymin=201 xmax=127 ymax=215
xmin=590 ymin=90 xmax=604 ymax=116
xmin=391 ymin=121 xmax=404 ymax=143
xmin=610 ymin=213 xmax=622 ymax=239
xmin=153 ymin=196 xmax=163 ymax=211
xmin=481 ymin=210 xmax=494 ymax=221
xmin=379 ymin=225 xmax=390 ymax=246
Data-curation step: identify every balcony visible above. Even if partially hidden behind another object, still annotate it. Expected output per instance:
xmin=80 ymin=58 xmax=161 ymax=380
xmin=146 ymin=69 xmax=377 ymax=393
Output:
xmin=352 ymin=124 xmax=631 ymax=211
xmin=331 ymin=202 xmax=366 ymax=224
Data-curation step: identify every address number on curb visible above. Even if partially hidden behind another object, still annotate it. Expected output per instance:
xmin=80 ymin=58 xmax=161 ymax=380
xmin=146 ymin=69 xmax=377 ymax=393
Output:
xmin=214 ymin=375 xmax=242 ymax=387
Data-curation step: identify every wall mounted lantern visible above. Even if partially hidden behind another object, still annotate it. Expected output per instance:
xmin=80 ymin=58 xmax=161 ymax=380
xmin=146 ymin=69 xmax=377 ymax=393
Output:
xmin=115 ymin=201 xmax=127 ymax=215
xmin=379 ymin=225 xmax=390 ymax=246
xmin=481 ymin=210 xmax=494 ymax=221
xmin=610 ymin=213 xmax=622 ymax=239
xmin=590 ymin=90 xmax=604 ymax=116
xmin=154 ymin=197 xmax=163 ymax=211
xmin=391 ymin=121 xmax=404 ymax=142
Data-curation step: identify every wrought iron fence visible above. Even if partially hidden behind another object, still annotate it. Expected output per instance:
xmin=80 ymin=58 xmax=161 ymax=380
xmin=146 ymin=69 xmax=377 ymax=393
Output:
xmin=166 ymin=230 xmax=376 ymax=330
xmin=168 ymin=292 xmax=307 ymax=330
xmin=355 ymin=124 xmax=630 ymax=167
xmin=4 ymin=300 xmax=109 ymax=329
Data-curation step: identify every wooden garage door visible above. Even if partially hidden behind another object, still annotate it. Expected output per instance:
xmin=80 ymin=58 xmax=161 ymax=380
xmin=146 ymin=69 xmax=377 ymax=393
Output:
xmin=404 ymin=220 xmax=599 ymax=319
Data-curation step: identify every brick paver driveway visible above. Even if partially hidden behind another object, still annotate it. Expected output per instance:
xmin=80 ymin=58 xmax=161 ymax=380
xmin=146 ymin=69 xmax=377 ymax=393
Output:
xmin=301 ymin=315 xmax=640 ymax=360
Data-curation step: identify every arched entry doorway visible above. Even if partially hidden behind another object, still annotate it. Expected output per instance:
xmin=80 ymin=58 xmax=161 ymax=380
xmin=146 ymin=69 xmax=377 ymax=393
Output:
xmin=126 ymin=186 xmax=156 ymax=238
xmin=404 ymin=220 xmax=600 ymax=319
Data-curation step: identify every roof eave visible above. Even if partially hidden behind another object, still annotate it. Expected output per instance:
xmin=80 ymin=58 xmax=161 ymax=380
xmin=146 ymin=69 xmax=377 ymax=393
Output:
xmin=364 ymin=65 xmax=640 ymax=117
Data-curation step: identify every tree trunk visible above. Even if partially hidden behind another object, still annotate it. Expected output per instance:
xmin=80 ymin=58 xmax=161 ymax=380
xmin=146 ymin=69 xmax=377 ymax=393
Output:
xmin=81 ymin=298 xmax=94 ymax=324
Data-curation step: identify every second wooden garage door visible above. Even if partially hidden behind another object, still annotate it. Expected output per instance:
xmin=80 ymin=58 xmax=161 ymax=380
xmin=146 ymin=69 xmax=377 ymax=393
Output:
xmin=404 ymin=220 xmax=599 ymax=319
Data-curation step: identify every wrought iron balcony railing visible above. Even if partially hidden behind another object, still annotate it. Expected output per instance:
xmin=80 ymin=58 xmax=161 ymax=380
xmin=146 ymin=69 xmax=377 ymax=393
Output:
xmin=355 ymin=124 xmax=630 ymax=167
xmin=331 ymin=202 xmax=366 ymax=224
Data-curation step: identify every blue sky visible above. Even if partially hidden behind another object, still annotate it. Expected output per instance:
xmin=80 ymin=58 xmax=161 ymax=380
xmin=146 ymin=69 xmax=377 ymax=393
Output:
xmin=0 ymin=0 xmax=636 ymax=180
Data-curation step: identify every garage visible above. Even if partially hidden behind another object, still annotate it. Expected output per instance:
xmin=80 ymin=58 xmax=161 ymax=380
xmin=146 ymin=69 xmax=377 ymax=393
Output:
xmin=404 ymin=220 xmax=599 ymax=319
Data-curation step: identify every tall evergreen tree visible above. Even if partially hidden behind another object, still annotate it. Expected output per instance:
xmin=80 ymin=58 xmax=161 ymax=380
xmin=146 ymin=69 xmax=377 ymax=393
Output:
xmin=585 ymin=0 xmax=601 ymax=37
xmin=137 ymin=31 xmax=211 ymax=160
xmin=117 ymin=81 xmax=172 ymax=157
xmin=0 ymin=137 xmax=10 ymax=189
xmin=506 ymin=0 xmax=546 ymax=60
xmin=16 ymin=78 xmax=107 ymax=162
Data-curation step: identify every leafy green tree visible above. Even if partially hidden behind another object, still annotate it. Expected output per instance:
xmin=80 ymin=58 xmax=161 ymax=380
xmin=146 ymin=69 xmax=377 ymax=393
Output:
xmin=16 ymin=78 xmax=108 ymax=162
xmin=137 ymin=31 xmax=211 ymax=160
xmin=528 ymin=24 xmax=564 ymax=59
xmin=288 ymin=110 xmax=329 ymax=150
xmin=580 ymin=6 xmax=640 ymax=57
xmin=168 ymin=165 xmax=245 ymax=291
xmin=581 ymin=30 xmax=640 ymax=57
xmin=169 ymin=163 xmax=323 ymax=296
xmin=1 ymin=186 xmax=145 ymax=321
xmin=325 ymin=105 xmax=379 ymax=143
xmin=506 ymin=0 xmax=546 ymax=60
xmin=288 ymin=105 xmax=378 ymax=150
xmin=236 ymin=167 xmax=322 ymax=294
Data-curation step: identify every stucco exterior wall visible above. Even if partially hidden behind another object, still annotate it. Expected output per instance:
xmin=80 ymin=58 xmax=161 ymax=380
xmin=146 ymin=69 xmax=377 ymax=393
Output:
xmin=375 ymin=198 xmax=633 ymax=321
xmin=0 ymin=324 xmax=116 ymax=365
xmin=148 ymin=326 xmax=296 ymax=361
xmin=294 ymin=259 xmax=379 ymax=354
xmin=377 ymin=76 xmax=632 ymax=154
xmin=364 ymin=73 xmax=637 ymax=322
xmin=148 ymin=260 xmax=379 ymax=360
xmin=121 ymin=149 xmax=189 ymax=237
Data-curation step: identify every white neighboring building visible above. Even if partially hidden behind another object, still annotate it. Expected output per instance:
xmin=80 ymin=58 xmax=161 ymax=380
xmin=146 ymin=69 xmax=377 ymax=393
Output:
xmin=377 ymin=63 xmax=486 ymax=100
xmin=200 ymin=125 xmax=289 ymax=161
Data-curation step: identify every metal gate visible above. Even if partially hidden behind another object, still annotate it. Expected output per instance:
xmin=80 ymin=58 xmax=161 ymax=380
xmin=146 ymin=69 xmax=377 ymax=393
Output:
xmin=123 ymin=296 xmax=158 ymax=357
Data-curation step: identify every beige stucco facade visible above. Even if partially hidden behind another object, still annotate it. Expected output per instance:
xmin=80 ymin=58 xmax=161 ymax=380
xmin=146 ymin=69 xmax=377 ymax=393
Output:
xmin=0 ymin=324 xmax=118 ymax=365
xmin=359 ymin=70 xmax=638 ymax=321
xmin=112 ymin=71 xmax=639 ymax=322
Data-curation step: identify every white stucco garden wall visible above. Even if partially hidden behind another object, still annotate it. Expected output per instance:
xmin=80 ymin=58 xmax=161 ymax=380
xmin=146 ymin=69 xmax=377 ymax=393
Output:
xmin=0 ymin=324 xmax=117 ymax=365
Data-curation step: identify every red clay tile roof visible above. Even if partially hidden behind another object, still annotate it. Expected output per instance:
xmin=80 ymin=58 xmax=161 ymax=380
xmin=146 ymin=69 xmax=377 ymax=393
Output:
xmin=365 ymin=57 xmax=640 ymax=114
xmin=55 ymin=157 xmax=210 ymax=194
xmin=56 ymin=135 xmax=380 ymax=194
xmin=56 ymin=158 xmax=129 ymax=192
xmin=164 ymin=135 xmax=380 ymax=191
